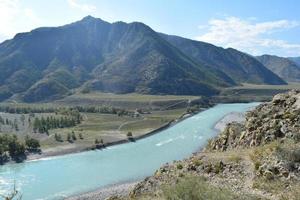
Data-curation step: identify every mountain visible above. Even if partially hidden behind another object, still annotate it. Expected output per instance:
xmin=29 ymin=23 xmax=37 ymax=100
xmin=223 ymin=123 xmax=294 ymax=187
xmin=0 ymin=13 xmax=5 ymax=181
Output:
xmin=161 ymin=34 xmax=286 ymax=85
xmin=288 ymin=57 xmax=300 ymax=67
xmin=0 ymin=16 xmax=237 ymax=102
xmin=256 ymin=55 xmax=300 ymax=82
xmin=0 ymin=16 xmax=286 ymax=102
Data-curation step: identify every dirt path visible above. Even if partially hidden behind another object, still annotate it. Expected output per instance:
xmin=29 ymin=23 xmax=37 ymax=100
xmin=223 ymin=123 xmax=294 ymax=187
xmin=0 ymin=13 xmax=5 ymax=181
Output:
xmin=117 ymin=118 xmax=147 ymax=132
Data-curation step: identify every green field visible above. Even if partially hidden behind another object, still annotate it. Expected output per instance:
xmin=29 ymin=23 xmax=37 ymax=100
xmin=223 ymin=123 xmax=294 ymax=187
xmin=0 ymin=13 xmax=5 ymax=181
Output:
xmin=55 ymin=92 xmax=201 ymax=109
xmin=40 ymin=108 xmax=186 ymax=149
xmin=0 ymin=92 xmax=197 ymax=152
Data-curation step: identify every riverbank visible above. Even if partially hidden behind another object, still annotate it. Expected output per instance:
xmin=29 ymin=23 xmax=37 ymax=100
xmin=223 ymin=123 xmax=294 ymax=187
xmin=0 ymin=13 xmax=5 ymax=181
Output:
xmin=23 ymin=109 xmax=242 ymax=162
xmin=66 ymin=181 xmax=138 ymax=200
xmin=67 ymin=108 xmax=250 ymax=200
xmin=214 ymin=111 xmax=246 ymax=132
xmin=26 ymin=110 xmax=199 ymax=161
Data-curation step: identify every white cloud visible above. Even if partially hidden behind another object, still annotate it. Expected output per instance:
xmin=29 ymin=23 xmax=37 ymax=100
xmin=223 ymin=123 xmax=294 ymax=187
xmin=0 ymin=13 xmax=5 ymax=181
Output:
xmin=196 ymin=17 xmax=300 ymax=57
xmin=0 ymin=0 xmax=41 ymax=42
xmin=67 ymin=0 xmax=96 ymax=12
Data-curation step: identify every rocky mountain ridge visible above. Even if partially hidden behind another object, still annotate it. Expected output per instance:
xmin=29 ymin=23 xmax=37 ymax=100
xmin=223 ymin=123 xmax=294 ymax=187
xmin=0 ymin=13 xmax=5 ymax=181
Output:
xmin=0 ymin=16 xmax=287 ymax=102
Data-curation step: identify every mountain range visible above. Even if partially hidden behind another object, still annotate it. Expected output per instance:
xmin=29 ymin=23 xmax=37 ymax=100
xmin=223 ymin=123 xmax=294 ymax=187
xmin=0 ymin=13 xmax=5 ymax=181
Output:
xmin=0 ymin=16 xmax=290 ymax=102
xmin=288 ymin=57 xmax=300 ymax=66
xmin=256 ymin=55 xmax=300 ymax=82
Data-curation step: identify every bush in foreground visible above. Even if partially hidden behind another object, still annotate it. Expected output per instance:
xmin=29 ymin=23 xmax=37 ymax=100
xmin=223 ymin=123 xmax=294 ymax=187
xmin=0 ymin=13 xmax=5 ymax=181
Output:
xmin=162 ymin=176 xmax=234 ymax=200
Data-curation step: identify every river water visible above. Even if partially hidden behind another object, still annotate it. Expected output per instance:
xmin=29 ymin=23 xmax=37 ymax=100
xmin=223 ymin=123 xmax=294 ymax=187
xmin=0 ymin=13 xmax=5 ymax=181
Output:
xmin=0 ymin=103 xmax=259 ymax=200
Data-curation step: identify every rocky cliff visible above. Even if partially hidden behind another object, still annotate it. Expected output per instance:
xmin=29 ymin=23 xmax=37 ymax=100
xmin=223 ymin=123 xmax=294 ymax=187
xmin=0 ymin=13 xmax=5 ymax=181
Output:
xmin=209 ymin=89 xmax=300 ymax=150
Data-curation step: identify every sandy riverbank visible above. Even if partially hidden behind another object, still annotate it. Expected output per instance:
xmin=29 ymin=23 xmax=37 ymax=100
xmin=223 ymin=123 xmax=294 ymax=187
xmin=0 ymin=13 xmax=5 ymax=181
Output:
xmin=214 ymin=111 xmax=246 ymax=132
xmin=65 ymin=181 xmax=139 ymax=200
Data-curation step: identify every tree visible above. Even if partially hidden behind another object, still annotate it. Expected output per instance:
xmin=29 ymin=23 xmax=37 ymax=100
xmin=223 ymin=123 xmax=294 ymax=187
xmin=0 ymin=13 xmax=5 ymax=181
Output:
xmin=54 ymin=133 xmax=63 ymax=142
xmin=127 ymin=131 xmax=133 ymax=137
xmin=25 ymin=136 xmax=40 ymax=152
xmin=95 ymin=138 xmax=104 ymax=149
xmin=8 ymin=139 xmax=26 ymax=162
xmin=95 ymin=139 xmax=99 ymax=144
xmin=0 ymin=145 xmax=7 ymax=164
xmin=71 ymin=131 xmax=77 ymax=140
xmin=20 ymin=115 xmax=25 ymax=126
xmin=67 ymin=133 xmax=73 ymax=143
xmin=127 ymin=132 xmax=135 ymax=142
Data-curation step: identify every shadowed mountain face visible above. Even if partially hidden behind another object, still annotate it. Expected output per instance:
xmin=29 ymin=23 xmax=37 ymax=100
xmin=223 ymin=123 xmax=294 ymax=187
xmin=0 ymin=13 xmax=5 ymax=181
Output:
xmin=0 ymin=16 xmax=286 ymax=102
xmin=256 ymin=55 xmax=300 ymax=82
xmin=161 ymin=34 xmax=287 ymax=85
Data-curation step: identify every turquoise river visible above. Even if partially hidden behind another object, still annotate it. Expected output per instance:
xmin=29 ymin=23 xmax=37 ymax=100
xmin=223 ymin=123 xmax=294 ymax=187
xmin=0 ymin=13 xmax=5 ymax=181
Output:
xmin=0 ymin=103 xmax=259 ymax=200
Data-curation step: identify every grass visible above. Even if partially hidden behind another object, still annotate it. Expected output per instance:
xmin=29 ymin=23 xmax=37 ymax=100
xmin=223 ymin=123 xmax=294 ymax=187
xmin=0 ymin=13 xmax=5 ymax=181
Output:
xmin=162 ymin=176 xmax=234 ymax=200
xmin=55 ymin=92 xmax=201 ymax=109
xmin=0 ymin=92 xmax=191 ymax=150
xmin=227 ymin=154 xmax=243 ymax=163
xmin=279 ymin=184 xmax=300 ymax=200
xmin=249 ymin=139 xmax=300 ymax=198
xmin=232 ymin=83 xmax=300 ymax=90
xmin=0 ymin=106 xmax=187 ymax=150
xmin=215 ymin=83 xmax=300 ymax=103
xmin=63 ymin=92 xmax=199 ymax=102
xmin=37 ymin=108 xmax=187 ymax=149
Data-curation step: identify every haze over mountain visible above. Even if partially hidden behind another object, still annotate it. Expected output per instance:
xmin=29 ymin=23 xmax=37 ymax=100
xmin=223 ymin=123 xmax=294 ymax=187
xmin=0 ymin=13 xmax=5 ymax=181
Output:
xmin=256 ymin=55 xmax=300 ymax=82
xmin=0 ymin=16 xmax=286 ymax=102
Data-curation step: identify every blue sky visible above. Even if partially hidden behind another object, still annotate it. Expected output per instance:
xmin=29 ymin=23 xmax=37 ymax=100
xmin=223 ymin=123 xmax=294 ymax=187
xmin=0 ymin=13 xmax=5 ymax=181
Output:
xmin=0 ymin=0 xmax=300 ymax=56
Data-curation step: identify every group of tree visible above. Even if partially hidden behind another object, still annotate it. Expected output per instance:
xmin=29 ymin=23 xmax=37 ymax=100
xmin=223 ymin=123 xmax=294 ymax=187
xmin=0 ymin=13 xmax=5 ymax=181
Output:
xmin=67 ymin=131 xmax=77 ymax=143
xmin=54 ymin=131 xmax=83 ymax=143
xmin=95 ymin=138 xmax=104 ymax=148
xmin=73 ymin=106 xmax=134 ymax=116
xmin=127 ymin=131 xmax=135 ymax=142
xmin=0 ymin=104 xmax=133 ymax=116
xmin=33 ymin=114 xmax=82 ymax=134
xmin=0 ymin=105 xmax=57 ymax=114
xmin=25 ymin=135 xmax=40 ymax=152
xmin=0 ymin=134 xmax=40 ymax=164
xmin=0 ymin=116 xmax=20 ymax=132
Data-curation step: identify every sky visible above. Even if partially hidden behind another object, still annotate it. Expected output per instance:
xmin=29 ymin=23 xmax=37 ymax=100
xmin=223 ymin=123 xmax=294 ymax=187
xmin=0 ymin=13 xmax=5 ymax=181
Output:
xmin=0 ymin=0 xmax=300 ymax=57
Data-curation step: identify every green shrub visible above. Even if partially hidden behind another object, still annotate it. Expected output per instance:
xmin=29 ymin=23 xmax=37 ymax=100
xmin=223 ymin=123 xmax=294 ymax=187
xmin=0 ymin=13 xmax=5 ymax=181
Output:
xmin=228 ymin=154 xmax=242 ymax=163
xmin=162 ymin=176 xmax=235 ymax=200
xmin=192 ymin=159 xmax=202 ymax=166
xmin=25 ymin=136 xmax=40 ymax=151
xmin=127 ymin=132 xmax=133 ymax=137
xmin=176 ymin=163 xmax=183 ymax=170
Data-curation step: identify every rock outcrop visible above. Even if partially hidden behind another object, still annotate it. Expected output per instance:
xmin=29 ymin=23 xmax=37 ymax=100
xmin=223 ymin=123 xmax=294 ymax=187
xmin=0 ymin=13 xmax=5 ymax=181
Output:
xmin=208 ymin=89 xmax=300 ymax=150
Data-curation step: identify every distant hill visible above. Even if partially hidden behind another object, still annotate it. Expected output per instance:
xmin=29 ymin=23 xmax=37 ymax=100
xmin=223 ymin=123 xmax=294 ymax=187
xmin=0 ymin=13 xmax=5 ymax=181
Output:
xmin=161 ymin=34 xmax=286 ymax=85
xmin=256 ymin=55 xmax=300 ymax=82
xmin=0 ymin=16 xmax=286 ymax=102
xmin=288 ymin=57 xmax=300 ymax=67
